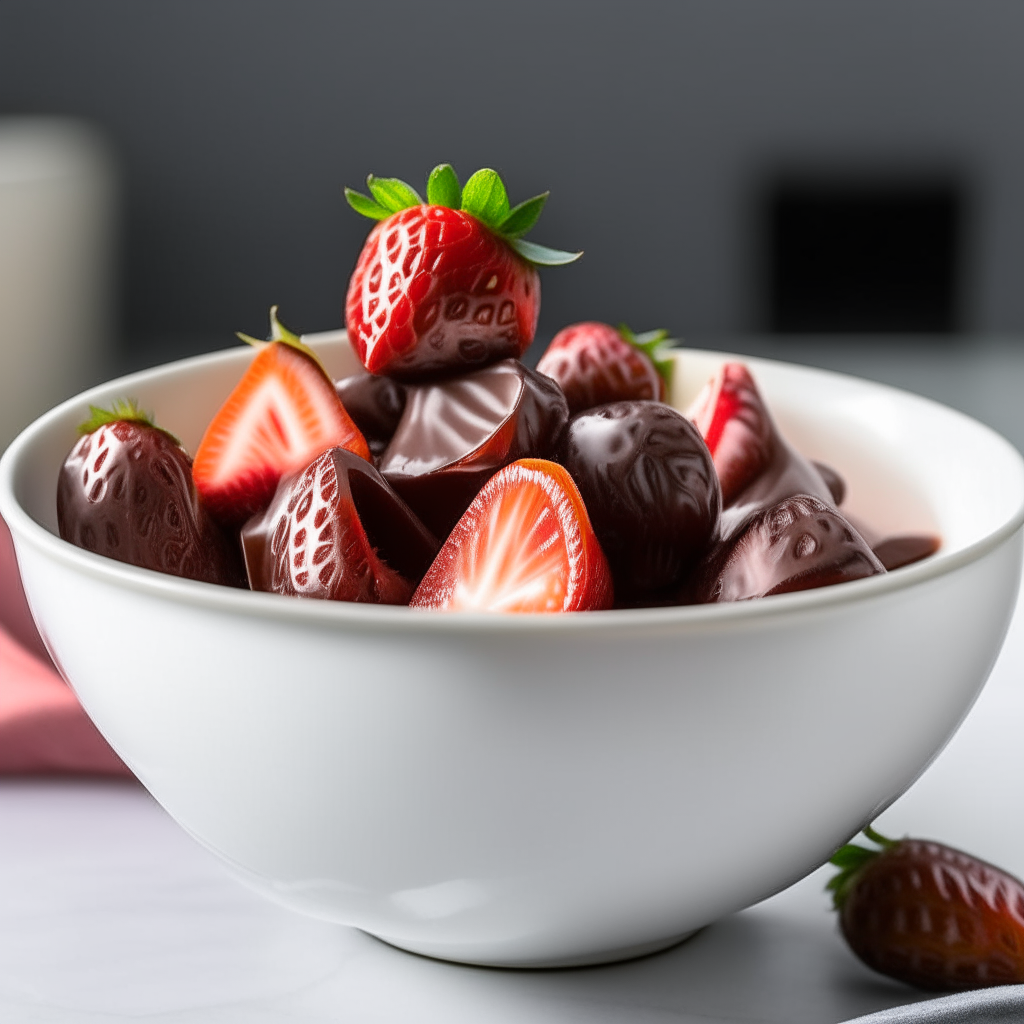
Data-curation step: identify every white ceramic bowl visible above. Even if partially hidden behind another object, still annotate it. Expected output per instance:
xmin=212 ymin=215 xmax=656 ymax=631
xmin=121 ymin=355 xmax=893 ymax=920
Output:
xmin=2 ymin=333 xmax=1022 ymax=968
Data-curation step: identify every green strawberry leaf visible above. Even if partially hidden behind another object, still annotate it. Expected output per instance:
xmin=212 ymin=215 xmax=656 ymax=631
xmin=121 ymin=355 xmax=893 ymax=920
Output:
xmin=345 ymin=188 xmax=392 ymax=221
xmin=825 ymin=825 xmax=898 ymax=911
xmin=461 ymin=168 xmax=510 ymax=229
xmin=619 ymin=324 xmax=677 ymax=390
xmin=426 ymin=163 xmax=461 ymax=208
xmin=510 ymin=238 xmax=583 ymax=266
xmin=237 ymin=307 xmax=330 ymax=377
xmin=499 ymin=192 xmax=548 ymax=239
xmin=77 ymin=398 xmax=154 ymax=435
xmin=366 ymin=175 xmax=423 ymax=213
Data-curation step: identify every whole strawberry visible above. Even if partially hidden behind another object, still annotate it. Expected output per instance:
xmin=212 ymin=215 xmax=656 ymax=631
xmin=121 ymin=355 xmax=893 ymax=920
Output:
xmin=345 ymin=164 xmax=580 ymax=380
xmin=536 ymin=321 xmax=674 ymax=414
xmin=57 ymin=400 xmax=246 ymax=587
xmin=828 ymin=826 xmax=1024 ymax=990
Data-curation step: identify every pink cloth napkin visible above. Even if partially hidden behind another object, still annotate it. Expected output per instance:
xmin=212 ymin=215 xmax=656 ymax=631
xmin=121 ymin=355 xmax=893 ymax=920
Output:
xmin=0 ymin=516 xmax=129 ymax=776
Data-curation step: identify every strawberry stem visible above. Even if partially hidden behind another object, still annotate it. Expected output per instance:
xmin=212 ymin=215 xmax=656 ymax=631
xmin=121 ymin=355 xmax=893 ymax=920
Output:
xmin=77 ymin=398 xmax=154 ymax=435
xmin=618 ymin=324 xmax=677 ymax=391
xmin=826 ymin=823 xmax=899 ymax=911
xmin=237 ymin=307 xmax=331 ymax=378
xmin=345 ymin=164 xmax=582 ymax=267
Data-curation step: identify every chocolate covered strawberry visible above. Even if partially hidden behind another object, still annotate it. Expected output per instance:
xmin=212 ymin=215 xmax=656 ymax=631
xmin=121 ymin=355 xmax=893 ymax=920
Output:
xmin=379 ymin=359 xmax=569 ymax=539
xmin=687 ymin=362 xmax=833 ymax=533
xmin=559 ymin=401 xmax=721 ymax=598
xmin=334 ymin=373 xmax=406 ymax=458
xmin=193 ymin=308 xmax=370 ymax=525
xmin=829 ymin=826 xmax=1024 ymax=990
xmin=57 ymin=400 xmax=246 ymax=587
xmin=242 ymin=447 xmax=437 ymax=604
xmin=411 ymin=459 xmax=613 ymax=613
xmin=690 ymin=495 xmax=884 ymax=602
xmin=536 ymin=322 xmax=674 ymax=414
xmin=345 ymin=164 xmax=580 ymax=380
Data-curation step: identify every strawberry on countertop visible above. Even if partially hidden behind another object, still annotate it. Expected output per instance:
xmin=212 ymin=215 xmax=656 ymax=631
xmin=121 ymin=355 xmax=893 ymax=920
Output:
xmin=57 ymin=400 xmax=246 ymax=587
xmin=829 ymin=826 xmax=1024 ymax=990
xmin=345 ymin=164 xmax=581 ymax=380
xmin=411 ymin=459 xmax=612 ymax=613
xmin=536 ymin=321 xmax=674 ymax=414
xmin=192 ymin=308 xmax=370 ymax=525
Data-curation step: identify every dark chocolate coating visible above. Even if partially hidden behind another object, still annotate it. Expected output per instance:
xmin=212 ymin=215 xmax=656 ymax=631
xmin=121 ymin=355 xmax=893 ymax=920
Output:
xmin=241 ymin=446 xmax=438 ymax=602
xmin=57 ymin=420 xmax=246 ymax=587
xmin=559 ymin=401 xmax=721 ymax=597
xmin=690 ymin=495 xmax=885 ymax=603
xmin=812 ymin=460 xmax=846 ymax=505
xmin=378 ymin=359 xmax=569 ymax=539
xmin=719 ymin=438 xmax=834 ymax=539
xmin=334 ymin=373 xmax=406 ymax=458
xmin=873 ymin=534 xmax=940 ymax=571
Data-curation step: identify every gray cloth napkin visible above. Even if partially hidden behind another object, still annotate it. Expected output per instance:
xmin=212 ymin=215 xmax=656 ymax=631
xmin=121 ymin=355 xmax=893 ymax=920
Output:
xmin=844 ymin=986 xmax=1024 ymax=1023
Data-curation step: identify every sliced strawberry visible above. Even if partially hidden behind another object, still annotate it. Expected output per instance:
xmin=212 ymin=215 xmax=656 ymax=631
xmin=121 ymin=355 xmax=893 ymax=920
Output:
xmin=411 ymin=459 xmax=613 ymax=613
xmin=687 ymin=362 xmax=774 ymax=505
xmin=242 ymin=447 xmax=437 ymax=604
xmin=194 ymin=332 xmax=370 ymax=525
xmin=687 ymin=362 xmax=832 ymax=529
xmin=536 ymin=321 xmax=674 ymax=414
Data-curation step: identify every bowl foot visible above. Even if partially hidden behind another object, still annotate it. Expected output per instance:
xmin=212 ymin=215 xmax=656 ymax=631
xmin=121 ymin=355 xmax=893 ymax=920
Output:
xmin=363 ymin=928 xmax=700 ymax=969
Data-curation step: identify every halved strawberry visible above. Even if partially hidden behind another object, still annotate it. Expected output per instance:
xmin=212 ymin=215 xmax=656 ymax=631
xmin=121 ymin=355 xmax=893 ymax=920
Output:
xmin=536 ymin=321 xmax=674 ymax=414
xmin=687 ymin=362 xmax=773 ymax=505
xmin=193 ymin=309 xmax=370 ymax=525
xmin=411 ymin=459 xmax=613 ymax=613
xmin=686 ymin=362 xmax=832 ymax=523
xmin=241 ymin=447 xmax=437 ymax=604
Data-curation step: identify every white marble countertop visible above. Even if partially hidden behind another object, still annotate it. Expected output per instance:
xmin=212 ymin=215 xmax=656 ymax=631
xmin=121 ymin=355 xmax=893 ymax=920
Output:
xmin=3 ymin=576 xmax=1024 ymax=1024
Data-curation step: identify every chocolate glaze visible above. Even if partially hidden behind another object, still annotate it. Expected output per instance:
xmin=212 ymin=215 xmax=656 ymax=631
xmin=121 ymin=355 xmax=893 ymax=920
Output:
xmin=57 ymin=421 xmax=246 ymax=587
xmin=559 ymin=401 xmax=721 ymax=598
xmin=334 ymin=373 xmax=406 ymax=458
xmin=872 ymin=534 xmax=941 ymax=571
xmin=719 ymin=435 xmax=834 ymax=539
xmin=812 ymin=461 xmax=846 ymax=505
xmin=242 ymin=446 xmax=438 ymax=603
xmin=378 ymin=359 xmax=569 ymax=539
xmin=688 ymin=495 xmax=885 ymax=603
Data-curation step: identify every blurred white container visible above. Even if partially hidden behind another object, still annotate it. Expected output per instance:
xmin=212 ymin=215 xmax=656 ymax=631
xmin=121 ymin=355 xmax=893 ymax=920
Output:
xmin=0 ymin=119 xmax=116 ymax=451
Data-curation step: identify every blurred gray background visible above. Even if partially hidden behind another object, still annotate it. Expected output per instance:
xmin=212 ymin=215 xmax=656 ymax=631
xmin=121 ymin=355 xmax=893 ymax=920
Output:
xmin=3 ymin=0 xmax=1024 ymax=441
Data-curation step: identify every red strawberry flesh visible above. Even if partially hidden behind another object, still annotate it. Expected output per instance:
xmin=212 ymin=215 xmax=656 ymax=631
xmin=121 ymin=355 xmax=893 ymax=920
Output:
xmin=193 ymin=341 xmax=370 ymax=525
xmin=241 ymin=447 xmax=437 ymax=603
xmin=688 ymin=362 xmax=833 ymax=534
xmin=411 ymin=458 xmax=613 ymax=613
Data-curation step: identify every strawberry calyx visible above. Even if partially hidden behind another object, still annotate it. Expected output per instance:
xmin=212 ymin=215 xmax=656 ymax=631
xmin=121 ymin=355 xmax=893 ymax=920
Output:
xmin=344 ymin=164 xmax=582 ymax=267
xmin=236 ymin=305 xmax=331 ymax=377
xmin=826 ymin=824 xmax=898 ymax=910
xmin=77 ymin=398 xmax=157 ymax=435
xmin=618 ymin=324 xmax=677 ymax=392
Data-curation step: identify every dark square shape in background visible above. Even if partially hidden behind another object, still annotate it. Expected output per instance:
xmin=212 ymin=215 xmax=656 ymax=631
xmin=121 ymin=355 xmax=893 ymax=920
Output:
xmin=765 ymin=179 xmax=964 ymax=334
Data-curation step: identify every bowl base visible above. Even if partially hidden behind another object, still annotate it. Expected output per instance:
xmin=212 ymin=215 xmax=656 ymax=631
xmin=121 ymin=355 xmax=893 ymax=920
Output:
xmin=364 ymin=928 xmax=699 ymax=969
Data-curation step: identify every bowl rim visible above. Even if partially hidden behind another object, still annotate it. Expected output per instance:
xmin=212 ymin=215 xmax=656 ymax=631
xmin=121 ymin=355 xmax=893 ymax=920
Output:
xmin=2 ymin=341 xmax=1023 ymax=638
